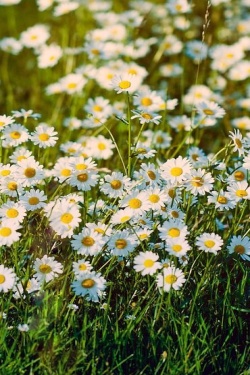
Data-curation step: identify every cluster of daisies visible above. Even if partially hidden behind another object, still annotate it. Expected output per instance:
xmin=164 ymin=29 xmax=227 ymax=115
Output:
xmin=0 ymin=0 xmax=250 ymax=313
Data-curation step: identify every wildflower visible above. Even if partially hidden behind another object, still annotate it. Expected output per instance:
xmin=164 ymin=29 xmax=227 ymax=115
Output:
xmin=111 ymin=73 xmax=141 ymax=94
xmin=107 ymin=230 xmax=138 ymax=256
xmin=227 ymin=164 xmax=248 ymax=183
xmin=19 ymin=189 xmax=47 ymax=211
xmin=167 ymin=0 xmax=191 ymax=14
xmin=227 ymin=235 xmax=250 ymax=261
xmin=133 ymin=251 xmax=161 ymax=276
xmin=145 ymin=188 xmax=169 ymax=211
xmin=59 ymin=73 xmax=87 ymax=94
xmin=136 ymin=163 xmax=163 ymax=188
xmin=87 ymin=135 xmax=115 ymax=160
xmin=9 ymin=147 xmax=33 ymax=163
xmin=157 ymin=267 xmax=186 ymax=292
xmin=0 ymin=265 xmax=16 ymax=293
xmin=121 ymin=190 xmax=151 ymax=216
xmin=227 ymin=181 xmax=250 ymax=202
xmin=196 ymin=233 xmax=223 ymax=254
xmin=0 ymin=200 xmax=26 ymax=223
xmin=152 ymin=130 xmax=172 ymax=149
xmin=187 ymin=146 xmax=208 ymax=168
xmin=1 ymin=123 xmax=30 ymax=147
xmin=20 ymin=24 xmax=50 ymax=48
xmin=16 ymin=157 xmax=45 ymax=187
xmin=11 ymin=109 xmax=41 ymax=120
xmin=68 ymin=167 xmax=99 ymax=191
xmin=185 ymin=40 xmax=208 ymax=62
xmin=160 ymin=156 xmax=192 ymax=184
xmin=208 ymin=190 xmax=237 ymax=211
xmin=45 ymin=200 xmax=81 ymax=238
xmin=229 ymin=129 xmax=249 ymax=156
xmin=71 ymin=228 xmax=106 ymax=256
xmin=37 ymin=44 xmax=63 ymax=68
xmin=84 ymin=97 xmax=113 ymax=118
xmin=36 ymin=0 xmax=54 ymax=12
xmin=165 ymin=238 xmax=191 ymax=258
xmin=196 ymin=100 xmax=226 ymax=119
xmin=71 ymin=271 xmax=106 ymax=302
xmin=0 ymin=220 xmax=21 ymax=246
xmin=52 ymin=157 xmax=74 ymax=183
xmin=163 ymin=35 xmax=183 ymax=55
xmin=131 ymin=110 xmax=162 ymax=125
xmin=185 ymin=169 xmax=214 ymax=195
xmin=169 ymin=115 xmax=191 ymax=132
xmin=72 ymin=260 xmax=93 ymax=276
xmin=232 ymin=117 xmax=250 ymax=131
xmin=0 ymin=37 xmax=22 ymax=55
xmin=110 ymin=208 xmax=133 ymax=225
xmin=0 ymin=114 xmax=15 ymax=129
xmin=33 ymin=255 xmax=63 ymax=283
xmin=30 ymin=123 xmax=58 ymax=148
xmin=53 ymin=1 xmax=79 ymax=17
xmin=17 ymin=324 xmax=29 ymax=332
xmin=243 ymin=153 xmax=250 ymax=170
xmin=133 ymin=89 xmax=163 ymax=112
xmin=133 ymin=143 xmax=157 ymax=159
xmin=158 ymin=218 xmax=188 ymax=241
xmin=100 ymin=171 xmax=130 ymax=198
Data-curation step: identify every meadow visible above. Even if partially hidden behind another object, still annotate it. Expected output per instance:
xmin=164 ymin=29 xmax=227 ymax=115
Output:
xmin=0 ymin=0 xmax=250 ymax=374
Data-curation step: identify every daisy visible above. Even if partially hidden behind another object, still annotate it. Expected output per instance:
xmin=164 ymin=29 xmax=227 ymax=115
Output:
xmin=167 ymin=0 xmax=191 ymax=14
xmin=71 ymin=271 xmax=106 ymax=302
xmin=0 ymin=178 xmax=24 ymax=198
xmin=17 ymin=324 xmax=29 ymax=332
xmin=111 ymin=73 xmax=141 ymax=94
xmin=0 ymin=200 xmax=26 ymax=223
xmin=11 ymin=109 xmax=41 ymax=120
xmin=84 ymin=97 xmax=113 ymax=118
xmin=100 ymin=171 xmax=130 ymax=198
xmin=185 ymin=40 xmax=208 ymax=62
xmin=227 ymin=235 xmax=250 ymax=261
xmin=152 ymin=130 xmax=172 ymax=149
xmin=0 ymin=37 xmax=22 ymax=55
xmin=145 ymin=188 xmax=169 ymax=211
xmin=19 ymin=189 xmax=47 ymax=211
xmin=227 ymin=181 xmax=250 ymax=202
xmin=243 ymin=154 xmax=250 ymax=170
xmin=136 ymin=228 xmax=153 ymax=242
xmin=187 ymin=146 xmax=208 ymax=168
xmin=162 ymin=203 xmax=186 ymax=222
xmin=160 ymin=156 xmax=192 ymax=184
xmin=169 ymin=115 xmax=191 ymax=132
xmin=0 ymin=114 xmax=15 ymax=129
xmin=71 ymin=228 xmax=106 ymax=256
xmin=1 ymin=123 xmax=30 ymax=147
xmin=229 ymin=129 xmax=249 ymax=156
xmin=33 ymin=255 xmax=63 ymax=283
xmin=0 ymin=265 xmax=16 ymax=293
xmin=59 ymin=73 xmax=87 ymax=94
xmin=227 ymin=165 xmax=248 ymax=183
xmin=36 ymin=0 xmax=54 ymax=12
xmin=30 ymin=123 xmax=58 ymax=148
xmin=165 ymin=238 xmax=191 ymax=258
xmin=163 ymin=182 xmax=183 ymax=204
xmin=131 ymin=110 xmax=162 ymax=125
xmin=53 ymin=1 xmax=79 ymax=17
xmin=133 ymin=251 xmax=161 ymax=276
xmin=208 ymin=190 xmax=237 ymax=211
xmin=87 ymin=135 xmax=115 ymax=160
xmin=157 ymin=267 xmax=186 ymax=293
xmin=9 ymin=147 xmax=33 ymax=163
xmin=121 ymin=190 xmax=151 ymax=216
xmin=68 ymin=168 xmax=99 ymax=191
xmin=52 ymin=157 xmax=74 ymax=183
xmin=16 ymin=157 xmax=45 ymax=187
xmin=45 ymin=199 xmax=81 ymax=238
xmin=196 ymin=100 xmax=226 ymax=119
xmin=136 ymin=162 xmax=162 ymax=187
xmin=185 ymin=169 xmax=214 ymax=195
xmin=133 ymin=143 xmax=157 ymax=160
xmin=72 ymin=260 xmax=93 ymax=276
xmin=196 ymin=232 xmax=223 ymax=254
xmin=133 ymin=89 xmax=163 ymax=112
xmin=107 ymin=230 xmax=138 ymax=257
xmin=158 ymin=218 xmax=188 ymax=241
xmin=20 ymin=24 xmax=50 ymax=49
xmin=110 ymin=208 xmax=133 ymax=225
xmin=37 ymin=43 xmax=63 ymax=69
xmin=0 ymin=220 xmax=21 ymax=246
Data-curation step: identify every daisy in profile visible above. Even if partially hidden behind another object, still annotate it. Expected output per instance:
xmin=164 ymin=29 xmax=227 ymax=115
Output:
xmin=71 ymin=227 xmax=106 ymax=256
xmin=11 ymin=108 xmax=41 ymax=120
xmin=0 ymin=265 xmax=16 ymax=293
xmin=30 ymin=123 xmax=58 ymax=148
xmin=133 ymin=251 xmax=161 ymax=276
xmin=227 ymin=181 xmax=250 ymax=202
xmin=229 ymin=129 xmax=249 ymax=156
xmin=160 ymin=156 xmax=192 ymax=184
xmin=196 ymin=232 xmax=223 ymax=254
xmin=0 ymin=220 xmax=21 ymax=246
xmin=16 ymin=157 xmax=45 ymax=187
xmin=111 ymin=73 xmax=141 ymax=94
xmin=196 ymin=100 xmax=226 ymax=120
xmin=157 ymin=266 xmax=186 ymax=293
xmin=33 ymin=255 xmax=63 ymax=283
xmin=19 ymin=189 xmax=47 ymax=211
xmin=100 ymin=171 xmax=130 ymax=198
xmin=71 ymin=271 xmax=106 ymax=302
xmin=0 ymin=200 xmax=26 ymax=224
xmin=107 ymin=229 xmax=138 ymax=257
xmin=131 ymin=110 xmax=162 ymax=125
xmin=227 ymin=235 xmax=250 ymax=261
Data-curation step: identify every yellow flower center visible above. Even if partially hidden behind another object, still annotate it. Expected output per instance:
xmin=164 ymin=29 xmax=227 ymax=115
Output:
xmin=79 ymin=264 xmax=87 ymax=271
xmin=77 ymin=173 xmax=88 ymax=182
xmin=217 ymin=195 xmax=227 ymax=204
xmin=61 ymin=168 xmax=71 ymax=177
xmin=120 ymin=215 xmax=131 ymax=223
xmin=24 ymin=167 xmax=36 ymax=178
xmin=172 ymin=244 xmax=182 ymax=252
xmin=141 ymin=97 xmax=152 ymax=106
xmin=191 ymin=154 xmax=199 ymax=161
xmin=110 ymin=180 xmax=122 ymax=189
xmin=0 ymin=121 xmax=5 ymax=127
xmin=164 ymin=274 xmax=177 ymax=284
xmin=0 ymin=275 xmax=6 ymax=284
xmin=94 ymin=228 xmax=105 ymax=234
xmin=91 ymin=49 xmax=100 ymax=55
xmin=6 ymin=208 xmax=18 ymax=218
xmin=237 ymin=122 xmax=247 ymax=129
xmin=0 ymin=227 xmax=11 ymax=237
xmin=203 ymin=109 xmax=214 ymax=116
xmin=98 ymin=143 xmax=106 ymax=150
xmin=82 ymin=279 xmax=95 ymax=288
xmin=168 ymin=228 xmax=180 ymax=237
xmin=147 ymin=170 xmax=156 ymax=180
xmin=168 ymin=188 xmax=176 ymax=199
xmin=93 ymin=105 xmax=102 ymax=112
xmin=234 ymin=245 xmax=245 ymax=255
xmin=28 ymin=197 xmax=39 ymax=205
xmin=236 ymin=190 xmax=247 ymax=198
xmin=142 ymin=113 xmax=152 ymax=120
xmin=156 ymin=136 xmax=164 ymax=143
xmin=191 ymin=177 xmax=204 ymax=187
xmin=170 ymin=167 xmax=183 ymax=177
xmin=115 ymin=239 xmax=127 ymax=249
xmin=119 ymin=80 xmax=131 ymax=90
xmin=143 ymin=259 xmax=155 ymax=268
xmin=204 ymin=240 xmax=215 ymax=248
xmin=60 ymin=213 xmax=73 ymax=224
xmin=7 ymin=181 xmax=17 ymax=190
xmin=67 ymin=83 xmax=77 ymax=89
xmin=39 ymin=264 xmax=52 ymax=274
xmin=235 ymin=138 xmax=242 ymax=148
xmin=10 ymin=131 xmax=21 ymax=139
xmin=234 ymin=171 xmax=245 ymax=181
xmin=139 ymin=233 xmax=149 ymax=240
xmin=38 ymin=133 xmax=50 ymax=141
xmin=81 ymin=236 xmax=95 ymax=247
xmin=128 ymin=68 xmax=137 ymax=75
xmin=1 ymin=170 xmax=11 ymax=176
xmin=171 ymin=211 xmax=179 ymax=219
xmin=149 ymin=194 xmax=160 ymax=203
xmin=128 ymin=198 xmax=142 ymax=209
xmin=75 ymin=163 xmax=87 ymax=170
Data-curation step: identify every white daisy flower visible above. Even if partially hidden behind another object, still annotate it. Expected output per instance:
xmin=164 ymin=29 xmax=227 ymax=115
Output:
xmin=0 ymin=265 xmax=16 ymax=293
xmin=157 ymin=267 xmax=186 ymax=293
xmin=71 ymin=271 xmax=106 ymax=302
xmin=133 ymin=251 xmax=161 ymax=275
xmin=33 ymin=255 xmax=63 ymax=283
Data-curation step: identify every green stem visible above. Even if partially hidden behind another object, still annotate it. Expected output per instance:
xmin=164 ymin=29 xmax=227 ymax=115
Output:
xmin=127 ymin=93 xmax=132 ymax=177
